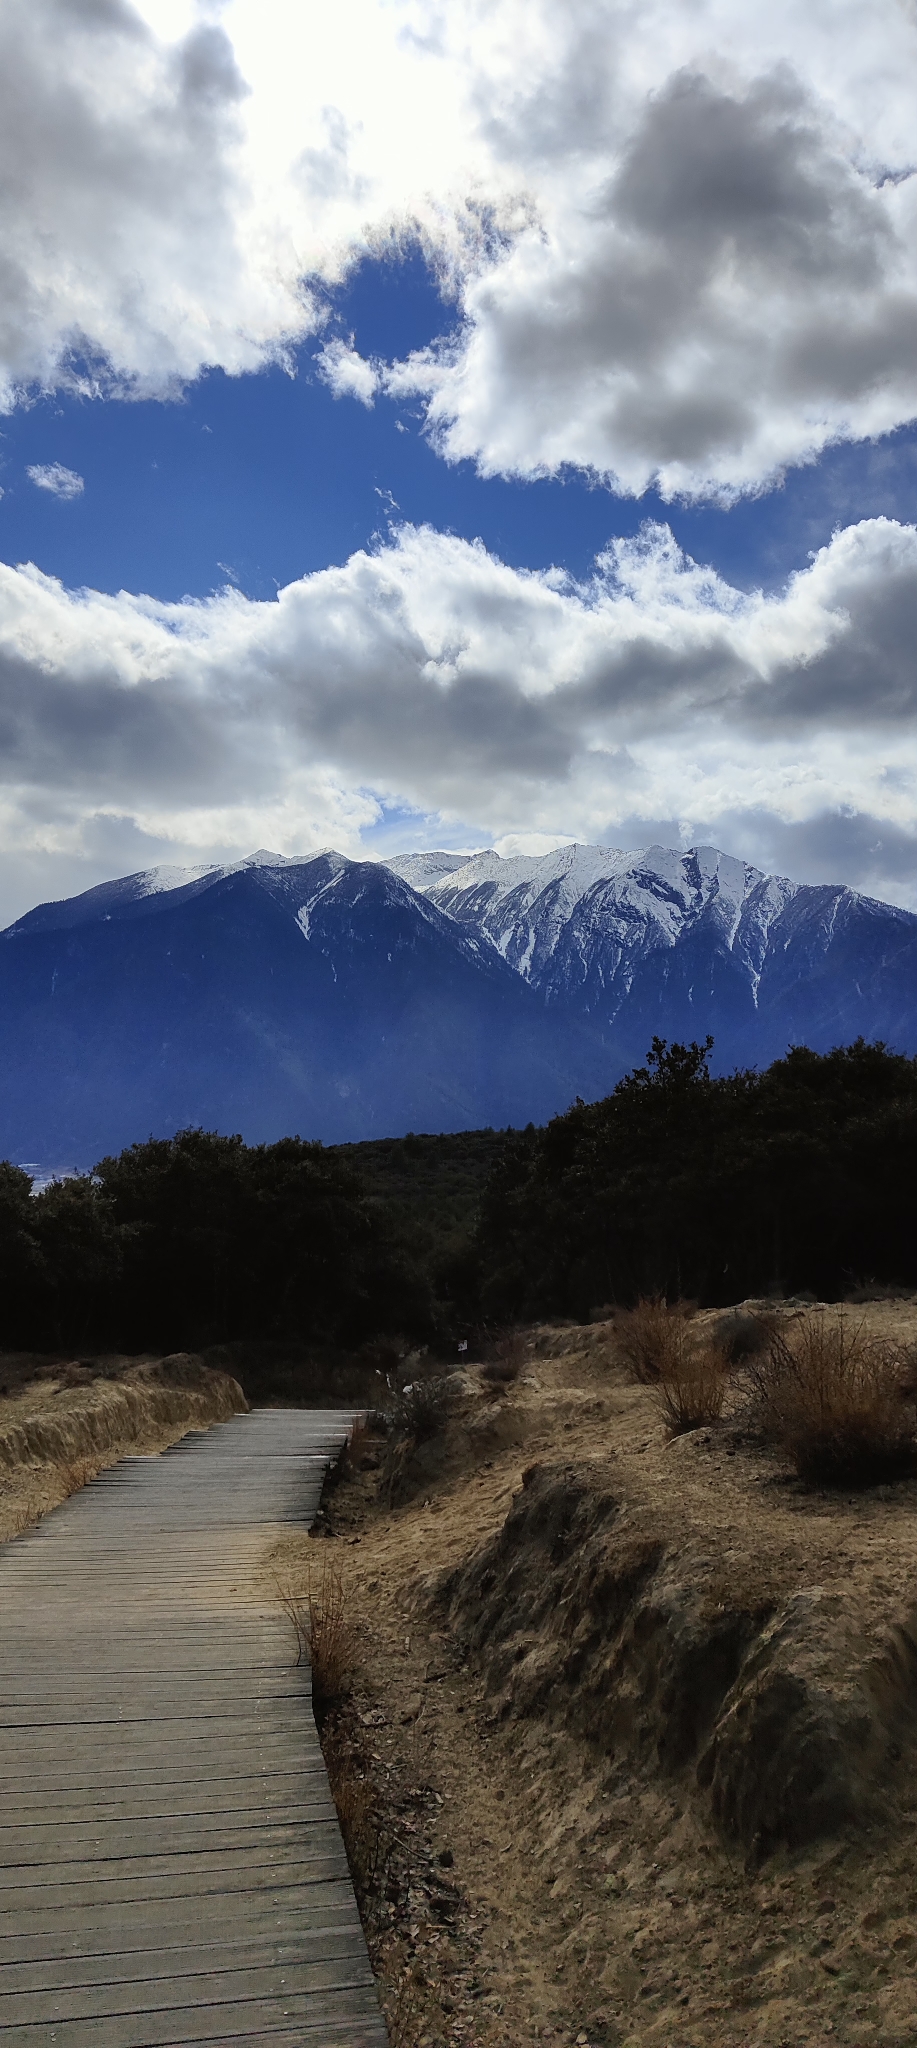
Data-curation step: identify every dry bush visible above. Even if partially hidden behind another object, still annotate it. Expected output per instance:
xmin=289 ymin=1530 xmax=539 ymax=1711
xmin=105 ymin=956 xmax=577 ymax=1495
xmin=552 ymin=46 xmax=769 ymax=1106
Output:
xmin=276 ymin=1558 xmax=355 ymax=1718
xmin=381 ymin=1374 xmax=452 ymax=1502
xmin=745 ymin=1312 xmax=917 ymax=1486
xmin=336 ymin=1412 xmax=371 ymax=1480
xmin=393 ymin=1376 xmax=450 ymax=1443
xmin=616 ymin=1297 xmax=695 ymax=1384
xmin=348 ymin=1412 xmax=370 ymax=1462
xmin=655 ymin=1342 xmax=730 ymax=1434
xmin=481 ymin=1326 xmax=527 ymax=1386
xmin=713 ymin=1308 xmax=781 ymax=1365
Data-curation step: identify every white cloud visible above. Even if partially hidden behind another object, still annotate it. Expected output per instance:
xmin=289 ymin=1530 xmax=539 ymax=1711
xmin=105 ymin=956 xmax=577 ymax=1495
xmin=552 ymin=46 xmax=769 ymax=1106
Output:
xmin=0 ymin=0 xmax=317 ymax=406
xmin=0 ymin=516 xmax=916 ymax=920
xmin=26 ymin=462 xmax=84 ymax=500
xmin=388 ymin=48 xmax=917 ymax=498
xmin=315 ymin=339 xmax=379 ymax=406
xmin=3 ymin=0 xmax=917 ymax=496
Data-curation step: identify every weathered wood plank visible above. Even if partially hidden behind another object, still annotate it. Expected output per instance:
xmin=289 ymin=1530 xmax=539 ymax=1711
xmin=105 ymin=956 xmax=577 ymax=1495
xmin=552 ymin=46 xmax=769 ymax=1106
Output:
xmin=0 ymin=1410 xmax=388 ymax=2046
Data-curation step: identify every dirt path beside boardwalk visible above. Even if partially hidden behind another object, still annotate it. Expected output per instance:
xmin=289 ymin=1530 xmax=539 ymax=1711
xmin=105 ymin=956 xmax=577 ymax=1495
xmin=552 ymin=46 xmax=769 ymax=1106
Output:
xmin=280 ymin=1303 xmax=917 ymax=2048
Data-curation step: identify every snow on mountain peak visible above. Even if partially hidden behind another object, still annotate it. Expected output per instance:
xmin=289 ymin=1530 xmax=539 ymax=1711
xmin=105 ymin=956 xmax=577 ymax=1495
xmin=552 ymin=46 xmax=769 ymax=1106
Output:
xmin=416 ymin=839 xmax=805 ymax=1006
xmin=384 ymin=850 xmax=477 ymax=892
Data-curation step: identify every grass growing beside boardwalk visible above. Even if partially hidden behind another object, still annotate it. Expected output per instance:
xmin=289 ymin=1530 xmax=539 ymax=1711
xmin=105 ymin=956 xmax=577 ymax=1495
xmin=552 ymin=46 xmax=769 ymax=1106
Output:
xmin=277 ymin=1556 xmax=356 ymax=1714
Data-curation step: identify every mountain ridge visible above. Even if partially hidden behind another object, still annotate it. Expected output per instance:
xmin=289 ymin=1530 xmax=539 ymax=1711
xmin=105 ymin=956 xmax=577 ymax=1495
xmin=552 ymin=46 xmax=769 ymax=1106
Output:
xmin=0 ymin=840 xmax=914 ymax=1165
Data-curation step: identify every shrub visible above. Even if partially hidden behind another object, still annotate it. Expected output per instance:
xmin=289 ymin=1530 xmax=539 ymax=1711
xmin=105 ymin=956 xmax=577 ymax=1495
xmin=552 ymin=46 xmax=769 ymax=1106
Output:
xmin=616 ymin=1297 xmax=694 ymax=1384
xmin=380 ymin=1373 xmax=452 ymax=1502
xmin=481 ymin=1326 xmax=527 ymax=1385
xmin=713 ymin=1308 xmax=780 ymax=1365
xmin=654 ymin=1341 xmax=730 ymax=1434
xmin=391 ymin=1374 xmax=450 ymax=1444
xmin=746 ymin=1312 xmax=917 ymax=1486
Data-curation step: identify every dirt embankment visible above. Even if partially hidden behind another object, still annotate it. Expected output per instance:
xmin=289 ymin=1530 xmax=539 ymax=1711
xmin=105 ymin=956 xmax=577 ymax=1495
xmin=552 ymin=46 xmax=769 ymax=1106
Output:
xmin=0 ymin=1352 xmax=247 ymax=1539
xmin=292 ymin=1302 xmax=917 ymax=2048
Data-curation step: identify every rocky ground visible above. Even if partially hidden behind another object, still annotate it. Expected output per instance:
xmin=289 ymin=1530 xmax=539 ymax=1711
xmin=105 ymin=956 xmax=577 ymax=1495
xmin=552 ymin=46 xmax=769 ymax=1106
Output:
xmin=272 ymin=1301 xmax=917 ymax=2048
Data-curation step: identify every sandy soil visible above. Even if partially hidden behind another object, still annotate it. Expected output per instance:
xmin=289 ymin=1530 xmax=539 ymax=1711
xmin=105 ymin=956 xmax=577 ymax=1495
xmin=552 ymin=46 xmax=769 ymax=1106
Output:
xmin=275 ymin=1302 xmax=917 ymax=2048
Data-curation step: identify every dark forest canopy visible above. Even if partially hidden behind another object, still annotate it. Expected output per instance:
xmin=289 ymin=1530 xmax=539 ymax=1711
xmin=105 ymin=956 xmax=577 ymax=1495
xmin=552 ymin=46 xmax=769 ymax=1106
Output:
xmin=1 ymin=1037 xmax=916 ymax=1356
xmin=475 ymin=1036 xmax=917 ymax=1321
xmin=0 ymin=1132 xmax=430 ymax=1355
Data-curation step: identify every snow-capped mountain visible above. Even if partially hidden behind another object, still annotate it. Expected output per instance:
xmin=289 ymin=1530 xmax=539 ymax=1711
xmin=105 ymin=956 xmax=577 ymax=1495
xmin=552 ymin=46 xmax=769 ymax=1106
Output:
xmin=0 ymin=840 xmax=914 ymax=1165
xmin=405 ymin=842 xmax=917 ymax=1070
xmin=417 ymin=842 xmax=784 ymax=992
xmin=0 ymin=851 xmax=611 ymax=1165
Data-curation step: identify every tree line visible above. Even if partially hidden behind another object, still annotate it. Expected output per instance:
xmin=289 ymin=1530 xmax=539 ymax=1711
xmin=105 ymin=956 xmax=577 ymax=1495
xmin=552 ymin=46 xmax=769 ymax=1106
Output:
xmin=1 ymin=1037 xmax=915 ymax=1356
xmin=475 ymin=1037 xmax=917 ymax=1321
xmin=0 ymin=1132 xmax=426 ymax=1354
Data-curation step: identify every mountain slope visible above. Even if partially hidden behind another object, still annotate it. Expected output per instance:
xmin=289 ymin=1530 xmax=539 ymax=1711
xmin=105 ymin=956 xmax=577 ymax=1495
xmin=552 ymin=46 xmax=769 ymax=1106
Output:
xmin=0 ymin=839 xmax=914 ymax=1166
xmin=421 ymin=843 xmax=917 ymax=1071
xmin=0 ymin=853 xmax=613 ymax=1164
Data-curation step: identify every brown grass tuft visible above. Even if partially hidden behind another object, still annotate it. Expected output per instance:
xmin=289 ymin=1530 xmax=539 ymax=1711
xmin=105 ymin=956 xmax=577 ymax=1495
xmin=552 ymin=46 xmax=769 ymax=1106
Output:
xmin=385 ymin=1966 xmax=425 ymax=2048
xmin=655 ymin=1341 xmax=730 ymax=1434
xmin=746 ymin=1312 xmax=917 ymax=1486
xmin=276 ymin=1558 xmax=356 ymax=1718
xmin=617 ymin=1299 xmax=730 ymax=1433
xmin=616 ymin=1297 xmax=695 ymax=1384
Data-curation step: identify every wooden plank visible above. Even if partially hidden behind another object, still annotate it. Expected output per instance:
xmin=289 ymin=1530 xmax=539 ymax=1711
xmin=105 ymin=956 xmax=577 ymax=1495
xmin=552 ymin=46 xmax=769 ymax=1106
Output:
xmin=0 ymin=1410 xmax=388 ymax=2046
xmin=0 ymin=1883 xmax=360 ymax=1954
xmin=0 ymin=1927 xmax=368 ymax=1990
xmin=0 ymin=1991 xmax=387 ymax=2047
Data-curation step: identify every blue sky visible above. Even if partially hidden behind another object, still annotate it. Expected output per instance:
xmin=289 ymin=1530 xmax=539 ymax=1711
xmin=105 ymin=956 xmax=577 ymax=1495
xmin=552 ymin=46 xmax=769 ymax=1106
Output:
xmin=1 ymin=0 xmax=917 ymax=923
xmin=6 ymin=248 xmax=917 ymax=606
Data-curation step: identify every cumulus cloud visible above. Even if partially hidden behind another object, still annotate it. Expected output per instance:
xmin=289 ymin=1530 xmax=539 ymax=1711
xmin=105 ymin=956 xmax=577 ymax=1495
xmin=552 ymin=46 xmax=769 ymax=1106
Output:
xmin=5 ymin=0 xmax=917 ymax=496
xmin=391 ymin=57 xmax=917 ymax=497
xmin=315 ymin=339 xmax=380 ymax=406
xmin=0 ymin=515 xmax=915 ymax=919
xmin=0 ymin=0 xmax=313 ymax=404
xmin=26 ymin=463 xmax=84 ymax=500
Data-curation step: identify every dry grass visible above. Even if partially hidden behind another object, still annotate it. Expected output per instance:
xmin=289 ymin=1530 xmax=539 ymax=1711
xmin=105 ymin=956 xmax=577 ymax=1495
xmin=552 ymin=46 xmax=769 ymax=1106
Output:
xmin=746 ymin=1311 xmax=917 ymax=1486
xmin=384 ymin=1966 xmax=425 ymax=2048
xmin=617 ymin=1299 xmax=731 ymax=1432
xmin=655 ymin=1341 xmax=730 ymax=1434
xmin=323 ymin=1721 xmax=384 ymax=1889
xmin=616 ymin=1296 xmax=695 ymax=1384
xmin=57 ymin=1455 xmax=102 ymax=1498
xmin=481 ymin=1327 xmax=527 ymax=1386
xmin=276 ymin=1557 xmax=356 ymax=1717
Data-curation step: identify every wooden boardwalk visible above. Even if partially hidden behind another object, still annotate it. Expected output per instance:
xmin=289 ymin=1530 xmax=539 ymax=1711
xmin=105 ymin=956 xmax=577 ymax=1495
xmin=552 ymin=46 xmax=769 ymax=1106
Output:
xmin=0 ymin=1409 xmax=388 ymax=2045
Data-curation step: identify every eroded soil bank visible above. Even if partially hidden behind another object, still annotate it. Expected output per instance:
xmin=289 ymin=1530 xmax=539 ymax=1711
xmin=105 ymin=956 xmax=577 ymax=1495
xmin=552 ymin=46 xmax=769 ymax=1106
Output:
xmin=0 ymin=1351 xmax=247 ymax=1537
xmin=281 ymin=1303 xmax=917 ymax=2048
